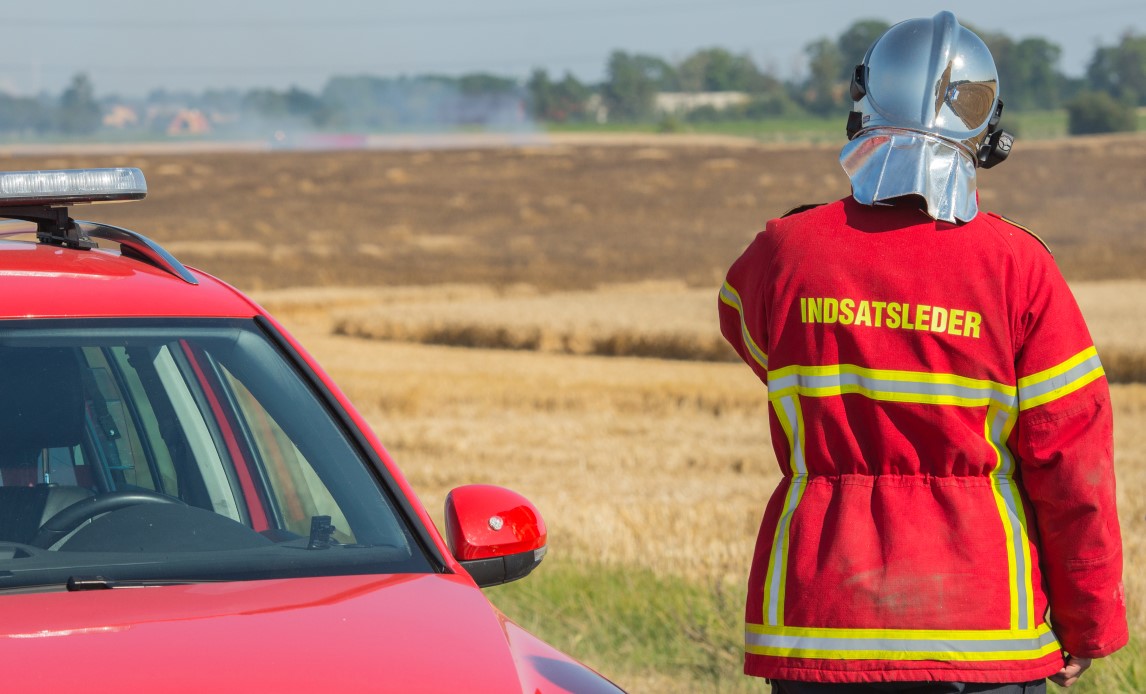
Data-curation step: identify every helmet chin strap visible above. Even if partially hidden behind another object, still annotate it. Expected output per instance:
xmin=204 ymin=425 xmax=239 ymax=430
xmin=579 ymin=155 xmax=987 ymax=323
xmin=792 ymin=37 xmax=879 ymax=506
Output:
xmin=976 ymin=100 xmax=1014 ymax=169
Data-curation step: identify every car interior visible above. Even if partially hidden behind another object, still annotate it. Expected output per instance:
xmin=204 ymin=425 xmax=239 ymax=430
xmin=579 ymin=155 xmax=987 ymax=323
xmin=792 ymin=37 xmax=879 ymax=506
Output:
xmin=0 ymin=320 xmax=433 ymax=589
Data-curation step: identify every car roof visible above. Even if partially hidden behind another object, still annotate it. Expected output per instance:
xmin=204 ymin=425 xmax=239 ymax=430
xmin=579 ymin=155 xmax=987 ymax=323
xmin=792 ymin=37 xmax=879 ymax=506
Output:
xmin=0 ymin=236 xmax=259 ymax=320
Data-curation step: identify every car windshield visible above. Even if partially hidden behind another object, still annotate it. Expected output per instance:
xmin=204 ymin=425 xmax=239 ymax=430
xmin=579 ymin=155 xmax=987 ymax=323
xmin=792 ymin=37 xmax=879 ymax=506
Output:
xmin=0 ymin=318 xmax=433 ymax=591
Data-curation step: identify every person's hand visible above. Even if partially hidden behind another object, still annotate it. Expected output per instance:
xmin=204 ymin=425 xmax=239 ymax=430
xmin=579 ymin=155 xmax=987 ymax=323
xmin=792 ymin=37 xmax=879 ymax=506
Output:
xmin=1050 ymin=655 xmax=1092 ymax=688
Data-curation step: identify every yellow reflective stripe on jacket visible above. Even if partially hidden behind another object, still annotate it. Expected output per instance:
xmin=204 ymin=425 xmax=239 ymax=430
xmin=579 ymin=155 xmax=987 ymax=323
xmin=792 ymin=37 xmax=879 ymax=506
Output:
xmin=720 ymin=281 xmax=768 ymax=371
xmin=763 ymin=395 xmax=807 ymax=626
xmin=985 ymin=403 xmax=1034 ymax=630
xmin=766 ymin=364 xmax=1017 ymax=410
xmin=759 ymin=363 xmax=1041 ymax=638
xmin=745 ymin=623 xmax=1060 ymax=661
xmin=1017 ymin=347 xmax=1104 ymax=411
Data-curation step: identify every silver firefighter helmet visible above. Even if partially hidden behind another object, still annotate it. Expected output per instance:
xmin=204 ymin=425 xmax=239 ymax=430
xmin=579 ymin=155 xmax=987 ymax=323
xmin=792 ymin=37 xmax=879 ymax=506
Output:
xmin=839 ymin=11 xmax=1014 ymax=223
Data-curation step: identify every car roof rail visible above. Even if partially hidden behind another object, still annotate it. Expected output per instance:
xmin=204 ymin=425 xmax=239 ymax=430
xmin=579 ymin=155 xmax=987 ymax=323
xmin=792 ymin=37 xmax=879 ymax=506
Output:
xmin=82 ymin=222 xmax=199 ymax=286
xmin=0 ymin=207 xmax=198 ymax=286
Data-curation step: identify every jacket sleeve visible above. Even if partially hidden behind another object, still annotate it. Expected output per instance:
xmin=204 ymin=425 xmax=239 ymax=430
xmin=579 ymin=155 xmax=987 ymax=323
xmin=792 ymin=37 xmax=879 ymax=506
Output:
xmin=1010 ymin=252 xmax=1128 ymax=658
xmin=719 ymin=231 xmax=772 ymax=385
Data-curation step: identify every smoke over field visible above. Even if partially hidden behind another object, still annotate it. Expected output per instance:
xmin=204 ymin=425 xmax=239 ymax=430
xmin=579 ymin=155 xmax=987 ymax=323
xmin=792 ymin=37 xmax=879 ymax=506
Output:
xmin=4 ymin=134 xmax=1143 ymax=692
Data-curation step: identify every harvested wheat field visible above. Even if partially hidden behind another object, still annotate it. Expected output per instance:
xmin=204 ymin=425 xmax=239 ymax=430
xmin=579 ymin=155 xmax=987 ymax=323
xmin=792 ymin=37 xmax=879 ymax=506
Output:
xmin=258 ymin=279 xmax=1146 ymax=584
xmin=264 ymin=285 xmax=1146 ymax=693
xmin=4 ymin=133 xmax=1145 ymax=691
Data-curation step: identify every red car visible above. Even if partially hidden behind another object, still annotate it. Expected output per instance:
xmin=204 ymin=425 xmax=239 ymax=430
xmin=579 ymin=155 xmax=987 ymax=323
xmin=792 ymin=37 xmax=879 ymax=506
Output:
xmin=0 ymin=168 xmax=621 ymax=693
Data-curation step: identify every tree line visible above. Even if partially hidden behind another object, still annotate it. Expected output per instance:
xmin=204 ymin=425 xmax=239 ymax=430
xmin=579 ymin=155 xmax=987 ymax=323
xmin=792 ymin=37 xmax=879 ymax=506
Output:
xmin=545 ymin=20 xmax=1145 ymax=134
xmin=2 ymin=19 xmax=1143 ymax=138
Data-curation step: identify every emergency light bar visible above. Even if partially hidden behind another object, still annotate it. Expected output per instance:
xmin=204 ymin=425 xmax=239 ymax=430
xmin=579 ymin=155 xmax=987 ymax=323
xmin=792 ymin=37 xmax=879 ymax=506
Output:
xmin=0 ymin=168 xmax=149 ymax=251
xmin=0 ymin=166 xmax=196 ymax=283
xmin=0 ymin=168 xmax=147 ymax=207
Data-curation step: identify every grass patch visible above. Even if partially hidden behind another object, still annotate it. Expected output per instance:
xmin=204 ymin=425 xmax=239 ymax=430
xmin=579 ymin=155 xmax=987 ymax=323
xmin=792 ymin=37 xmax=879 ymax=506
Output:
xmin=486 ymin=559 xmax=1145 ymax=693
xmin=547 ymin=117 xmax=842 ymax=144
xmin=1005 ymin=108 xmax=1146 ymax=139
xmin=1072 ymin=640 xmax=1146 ymax=693
xmin=1006 ymin=110 xmax=1068 ymax=139
xmin=542 ymin=121 xmax=664 ymax=135
xmin=485 ymin=559 xmax=752 ymax=693
xmin=673 ymin=117 xmax=841 ymax=143
xmin=548 ymin=110 xmax=1146 ymax=143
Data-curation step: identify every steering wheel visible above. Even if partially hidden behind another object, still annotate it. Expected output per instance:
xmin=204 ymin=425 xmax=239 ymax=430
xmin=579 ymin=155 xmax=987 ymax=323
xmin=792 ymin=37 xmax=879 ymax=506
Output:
xmin=32 ymin=490 xmax=185 ymax=549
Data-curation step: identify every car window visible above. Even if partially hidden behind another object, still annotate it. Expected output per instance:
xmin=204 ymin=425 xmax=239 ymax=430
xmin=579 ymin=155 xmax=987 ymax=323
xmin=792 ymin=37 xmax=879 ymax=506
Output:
xmin=0 ymin=318 xmax=432 ymax=590
xmin=220 ymin=367 xmax=354 ymax=542
xmin=82 ymin=345 xmax=179 ymax=495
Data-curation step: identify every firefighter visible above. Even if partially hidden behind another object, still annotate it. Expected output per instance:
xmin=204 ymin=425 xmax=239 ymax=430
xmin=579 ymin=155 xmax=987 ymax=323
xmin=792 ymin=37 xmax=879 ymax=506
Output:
xmin=718 ymin=12 xmax=1126 ymax=692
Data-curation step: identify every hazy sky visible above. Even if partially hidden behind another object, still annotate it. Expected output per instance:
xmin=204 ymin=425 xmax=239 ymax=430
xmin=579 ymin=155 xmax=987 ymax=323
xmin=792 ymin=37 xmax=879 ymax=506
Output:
xmin=2 ymin=0 xmax=1144 ymax=98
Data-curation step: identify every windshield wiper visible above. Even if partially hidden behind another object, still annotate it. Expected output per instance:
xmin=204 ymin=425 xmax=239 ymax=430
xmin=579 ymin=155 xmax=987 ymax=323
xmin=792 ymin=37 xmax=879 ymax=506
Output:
xmin=65 ymin=576 xmax=217 ymax=591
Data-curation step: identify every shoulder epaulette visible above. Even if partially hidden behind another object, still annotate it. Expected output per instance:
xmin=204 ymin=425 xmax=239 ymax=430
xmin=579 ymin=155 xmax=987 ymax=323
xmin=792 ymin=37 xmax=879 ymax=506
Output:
xmin=781 ymin=203 xmax=826 ymax=218
xmin=986 ymin=212 xmax=1053 ymax=255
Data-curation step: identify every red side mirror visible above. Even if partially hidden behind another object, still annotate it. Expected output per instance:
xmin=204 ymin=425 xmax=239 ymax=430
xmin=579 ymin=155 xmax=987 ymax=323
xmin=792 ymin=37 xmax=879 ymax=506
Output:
xmin=444 ymin=485 xmax=547 ymax=587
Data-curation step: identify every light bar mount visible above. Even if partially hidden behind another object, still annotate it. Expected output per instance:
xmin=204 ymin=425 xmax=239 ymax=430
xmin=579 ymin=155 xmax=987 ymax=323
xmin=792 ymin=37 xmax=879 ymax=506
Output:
xmin=4 ymin=204 xmax=95 ymax=250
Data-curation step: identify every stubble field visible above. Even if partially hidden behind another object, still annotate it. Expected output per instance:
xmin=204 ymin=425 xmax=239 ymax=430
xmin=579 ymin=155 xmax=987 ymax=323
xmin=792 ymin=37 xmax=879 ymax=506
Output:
xmin=4 ymin=133 xmax=1145 ymax=692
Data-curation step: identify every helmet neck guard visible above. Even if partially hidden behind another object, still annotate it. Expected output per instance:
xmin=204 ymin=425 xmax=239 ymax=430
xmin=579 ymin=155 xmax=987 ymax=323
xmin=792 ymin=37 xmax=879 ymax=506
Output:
xmin=840 ymin=128 xmax=978 ymax=224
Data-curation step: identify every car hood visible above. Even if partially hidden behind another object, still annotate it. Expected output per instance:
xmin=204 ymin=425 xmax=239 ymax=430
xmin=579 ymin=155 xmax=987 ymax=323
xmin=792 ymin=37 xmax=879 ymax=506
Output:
xmin=0 ymin=573 xmax=620 ymax=693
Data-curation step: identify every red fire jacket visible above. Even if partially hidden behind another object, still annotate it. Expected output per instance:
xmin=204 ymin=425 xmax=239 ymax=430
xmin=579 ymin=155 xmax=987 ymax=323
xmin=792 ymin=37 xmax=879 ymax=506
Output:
xmin=719 ymin=197 xmax=1127 ymax=684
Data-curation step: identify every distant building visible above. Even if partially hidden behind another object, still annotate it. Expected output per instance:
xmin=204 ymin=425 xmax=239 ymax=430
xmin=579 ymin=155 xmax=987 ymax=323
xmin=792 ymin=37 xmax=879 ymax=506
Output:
xmin=167 ymin=109 xmax=211 ymax=136
xmin=654 ymin=91 xmax=750 ymax=115
xmin=102 ymin=104 xmax=139 ymax=129
xmin=584 ymin=94 xmax=608 ymax=123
